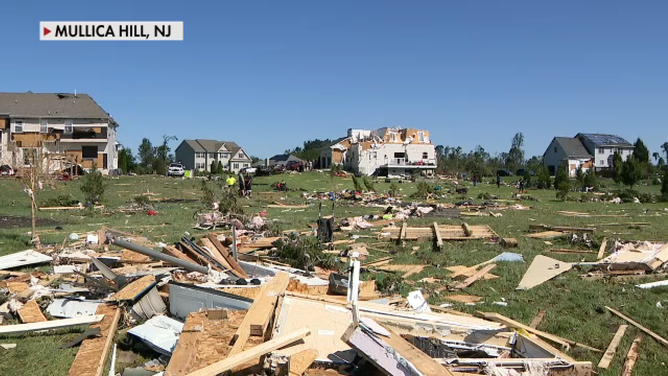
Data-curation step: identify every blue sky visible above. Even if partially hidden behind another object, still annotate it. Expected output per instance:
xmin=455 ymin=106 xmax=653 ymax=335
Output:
xmin=1 ymin=1 xmax=666 ymax=159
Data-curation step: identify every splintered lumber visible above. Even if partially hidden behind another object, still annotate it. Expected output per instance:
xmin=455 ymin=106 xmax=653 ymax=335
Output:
xmin=387 ymin=225 xmax=497 ymax=241
xmin=249 ymin=272 xmax=291 ymax=337
xmin=524 ymin=231 xmax=565 ymax=239
xmin=621 ymin=335 xmax=642 ymax=376
xmin=598 ymin=325 xmax=628 ymax=369
xmin=267 ymin=204 xmax=310 ymax=209
xmin=185 ymin=327 xmax=310 ymax=376
xmin=17 ymin=300 xmax=47 ymax=323
xmin=597 ymin=237 xmax=608 ymax=260
xmin=207 ymin=234 xmax=249 ymax=278
xmin=547 ymin=249 xmax=596 ymax=255
xmin=376 ymin=264 xmax=425 ymax=278
xmin=501 ymin=238 xmax=518 ymax=248
xmin=110 ymin=275 xmax=155 ymax=301
xmin=163 ymin=245 xmax=198 ymax=264
xmin=362 ymin=257 xmax=394 ymax=267
xmin=200 ymin=237 xmax=245 ymax=278
xmin=451 ymin=264 xmax=496 ymax=290
xmin=0 ymin=315 xmax=104 ymax=335
xmin=67 ymin=305 xmax=121 ymax=376
xmin=605 ymin=306 xmax=668 ymax=347
xmin=516 ymin=255 xmax=572 ymax=290
xmin=433 ymin=222 xmax=443 ymax=250
xmin=462 ymin=222 xmax=473 ymax=237
xmin=476 ymin=311 xmax=601 ymax=352
xmin=343 ymin=323 xmax=452 ymax=376
xmin=399 ymin=221 xmax=407 ymax=243
xmin=288 ymin=349 xmax=319 ymax=376
xmin=529 ymin=224 xmax=595 ymax=233
xmin=529 ymin=309 xmax=546 ymax=329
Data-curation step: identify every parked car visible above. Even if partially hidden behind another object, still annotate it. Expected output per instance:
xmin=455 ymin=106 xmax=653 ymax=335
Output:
xmin=0 ymin=165 xmax=14 ymax=176
xmin=496 ymin=169 xmax=513 ymax=176
xmin=167 ymin=163 xmax=185 ymax=177
xmin=515 ymin=169 xmax=534 ymax=176
xmin=285 ymin=160 xmax=304 ymax=171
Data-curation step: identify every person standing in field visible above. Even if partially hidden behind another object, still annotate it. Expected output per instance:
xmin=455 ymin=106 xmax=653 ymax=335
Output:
xmin=496 ymin=174 xmax=501 ymax=188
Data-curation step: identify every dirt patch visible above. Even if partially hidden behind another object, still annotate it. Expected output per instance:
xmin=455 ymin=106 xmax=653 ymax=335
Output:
xmin=0 ymin=215 xmax=62 ymax=229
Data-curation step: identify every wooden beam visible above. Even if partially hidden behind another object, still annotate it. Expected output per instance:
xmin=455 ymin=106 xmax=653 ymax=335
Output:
xmin=207 ymin=233 xmax=249 ymax=278
xmin=67 ymin=305 xmax=121 ymax=376
xmin=621 ymin=335 xmax=642 ymax=376
xmin=476 ymin=311 xmax=601 ymax=352
xmin=0 ymin=315 xmax=104 ymax=335
xmin=529 ymin=309 xmax=546 ymax=329
xmin=249 ymin=272 xmax=291 ymax=337
xmin=597 ymin=237 xmax=608 ymax=260
xmin=605 ymin=306 xmax=668 ymax=347
xmin=597 ymin=324 xmax=628 ymax=369
xmin=433 ymin=222 xmax=443 ymax=251
xmin=451 ymin=264 xmax=496 ymax=290
xmin=398 ymin=222 xmax=407 ymax=244
xmin=462 ymin=222 xmax=473 ymax=237
xmin=199 ymin=237 xmax=239 ymax=276
xmin=185 ymin=327 xmax=310 ymax=376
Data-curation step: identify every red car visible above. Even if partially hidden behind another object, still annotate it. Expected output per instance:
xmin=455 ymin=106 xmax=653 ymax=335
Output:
xmin=285 ymin=160 xmax=304 ymax=171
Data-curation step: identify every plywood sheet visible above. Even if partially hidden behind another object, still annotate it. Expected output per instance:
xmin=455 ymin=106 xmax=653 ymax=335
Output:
xmin=67 ymin=304 xmax=121 ymax=376
xmin=17 ymin=300 xmax=47 ymax=323
xmin=517 ymin=255 xmax=572 ymax=290
xmin=110 ymin=275 xmax=155 ymax=301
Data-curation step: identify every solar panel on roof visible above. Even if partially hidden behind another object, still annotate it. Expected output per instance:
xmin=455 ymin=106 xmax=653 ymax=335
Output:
xmin=580 ymin=134 xmax=630 ymax=146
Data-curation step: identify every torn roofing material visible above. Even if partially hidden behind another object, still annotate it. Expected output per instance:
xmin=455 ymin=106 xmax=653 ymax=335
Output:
xmin=168 ymin=282 xmax=253 ymax=320
xmin=0 ymin=250 xmax=53 ymax=270
xmin=127 ymin=315 xmax=184 ymax=356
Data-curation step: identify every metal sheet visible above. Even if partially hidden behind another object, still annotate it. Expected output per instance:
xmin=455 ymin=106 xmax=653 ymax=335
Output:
xmin=168 ymin=282 xmax=253 ymax=320
xmin=0 ymin=250 xmax=52 ymax=270
xmin=128 ymin=315 xmax=183 ymax=356
xmin=130 ymin=287 xmax=167 ymax=321
xmin=46 ymin=299 xmax=101 ymax=318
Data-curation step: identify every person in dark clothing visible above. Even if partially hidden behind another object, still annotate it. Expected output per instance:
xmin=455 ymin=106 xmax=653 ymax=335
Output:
xmin=473 ymin=174 xmax=478 ymax=186
xmin=496 ymin=174 xmax=501 ymax=188
xmin=519 ymin=178 xmax=525 ymax=193
xmin=244 ymin=173 xmax=253 ymax=198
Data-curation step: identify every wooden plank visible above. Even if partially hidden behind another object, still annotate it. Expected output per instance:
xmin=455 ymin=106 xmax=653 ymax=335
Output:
xmin=0 ymin=315 xmax=104 ymax=335
xmin=597 ymin=237 xmax=608 ymax=260
xmin=288 ymin=349 xmax=319 ymax=376
xmin=621 ymin=335 xmax=642 ymax=376
xmin=185 ymin=327 xmax=311 ymax=376
xmin=605 ymin=306 xmax=668 ymax=347
xmin=399 ymin=222 xmax=407 ymax=243
xmin=67 ymin=305 xmax=121 ymax=376
xmin=517 ymin=255 xmax=573 ymax=290
xmin=433 ymin=222 xmax=443 ymax=251
xmin=524 ymin=231 xmax=565 ymax=239
xmin=179 ymin=241 xmax=218 ymax=270
xmin=476 ymin=311 xmax=601 ymax=352
xmin=249 ymin=272 xmax=291 ymax=337
xmin=163 ymin=245 xmax=197 ymax=264
xmin=207 ymin=234 xmax=249 ymax=278
xmin=547 ymin=249 xmax=596 ymax=255
xmin=17 ymin=300 xmax=47 ymax=323
xmin=451 ymin=264 xmax=496 ymax=289
xmin=110 ymin=275 xmax=155 ymax=301
xmin=597 ymin=324 xmax=628 ymax=369
xmin=165 ymin=313 xmax=206 ymax=376
xmin=529 ymin=309 xmax=546 ymax=329
xmin=199 ymin=237 xmax=238 ymax=275
xmin=462 ymin=223 xmax=472 ymax=237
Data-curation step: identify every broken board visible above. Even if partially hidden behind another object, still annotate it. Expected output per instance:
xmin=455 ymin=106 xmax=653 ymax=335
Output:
xmin=17 ymin=300 xmax=47 ymax=323
xmin=67 ymin=304 xmax=121 ymax=376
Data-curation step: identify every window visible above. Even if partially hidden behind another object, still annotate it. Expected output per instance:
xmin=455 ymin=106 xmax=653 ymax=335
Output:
xmin=598 ymin=148 xmax=604 ymax=154
xmin=422 ymin=152 xmax=428 ymax=159
xmin=82 ymin=146 xmax=98 ymax=159
xmin=40 ymin=120 xmax=48 ymax=134
xmin=64 ymin=120 xmax=73 ymax=134
xmin=233 ymin=163 xmax=239 ymax=170
xmin=208 ymin=152 xmax=214 ymax=159
xmin=368 ymin=153 xmax=372 ymax=161
xmin=373 ymin=151 xmax=378 ymax=159
xmin=600 ymin=160 xmax=604 ymax=166
xmin=390 ymin=133 xmax=397 ymax=142
xmin=196 ymin=152 xmax=205 ymax=159
xmin=13 ymin=120 xmax=24 ymax=133
xmin=418 ymin=132 xmax=425 ymax=143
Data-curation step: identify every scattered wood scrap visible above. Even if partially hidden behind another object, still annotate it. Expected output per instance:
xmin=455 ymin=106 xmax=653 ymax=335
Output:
xmin=621 ymin=335 xmax=642 ymax=376
xmin=185 ymin=327 xmax=311 ymax=376
xmin=597 ymin=237 xmax=608 ymax=260
xmin=17 ymin=300 xmax=47 ymax=323
xmin=547 ymin=248 xmax=596 ymax=255
xmin=605 ymin=306 xmax=668 ymax=347
xmin=110 ymin=275 xmax=155 ymax=301
xmin=386 ymin=224 xmax=498 ymax=241
xmin=444 ymin=295 xmax=482 ymax=304
xmin=517 ymin=255 xmax=572 ymax=290
xmin=433 ymin=222 xmax=443 ymax=251
xmin=288 ymin=349 xmax=319 ymax=376
xmin=375 ymin=264 xmax=425 ymax=278
xmin=529 ymin=309 xmax=546 ymax=329
xmin=598 ymin=324 xmax=628 ymax=369
xmin=450 ymin=264 xmax=496 ymax=290
xmin=0 ymin=315 xmax=104 ymax=335
xmin=249 ymin=272 xmax=291 ymax=337
xmin=529 ymin=224 xmax=595 ymax=233
xmin=524 ymin=231 xmax=566 ymax=239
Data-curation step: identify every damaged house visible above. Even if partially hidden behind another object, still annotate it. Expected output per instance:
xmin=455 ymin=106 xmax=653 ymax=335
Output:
xmin=0 ymin=92 xmax=119 ymax=174
xmin=319 ymin=127 xmax=436 ymax=177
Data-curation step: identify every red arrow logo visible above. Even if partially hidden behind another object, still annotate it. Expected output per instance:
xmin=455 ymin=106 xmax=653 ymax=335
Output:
xmin=43 ymin=27 xmax=51 ymax=36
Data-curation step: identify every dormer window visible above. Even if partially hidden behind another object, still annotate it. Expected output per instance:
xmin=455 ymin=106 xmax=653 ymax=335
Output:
xmin=64 ymin=120 xmax=73 ymax=134
xmin=13 ymin=120 xmax=24 ymax=133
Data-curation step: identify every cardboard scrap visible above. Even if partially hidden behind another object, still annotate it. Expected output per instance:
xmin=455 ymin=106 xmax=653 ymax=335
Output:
xmin=517 ymin=255 xmax=573 ymax=290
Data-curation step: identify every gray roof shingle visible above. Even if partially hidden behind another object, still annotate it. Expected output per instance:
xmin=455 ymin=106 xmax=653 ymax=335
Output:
xmin=553 ymin=137 xmax=593 ymax=158
xmin=0 ymin=92 xmax=113 ymax=120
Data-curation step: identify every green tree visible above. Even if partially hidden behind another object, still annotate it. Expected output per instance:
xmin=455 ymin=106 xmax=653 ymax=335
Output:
xmin=612 ymin=151 xmax=623 ymax=183
xmin=662 ymin=142 xmax=668 ymax=161
xmin=137 ymin=138 xmax=155 ymax=174
xmin=583 ymin=170 xmax=598 ymax=190
xmin=153 ymin=135 xmax=177 ymax=175
xmin=217 ymin=161 xmax=224 ymax=174
xmin=536 ymin=167 xmax=552 ymax=189
xmin=553 ymin=162 xmax=570 ymax=191
xmin=80 ymin=164 xmax=105 ymax=204
xmin=633 ymin=138 xmax=649 ymax=164
xmin=575 ymin=166 xmax=584 ymax=189
xmin=621 ymin=157 xmax=642 ymax=189
xmin=505 ymin=133 xmax=525 ymax=172
xmin=210 ymin=160 xmax=217 ymax=173
xmin=118 ymin=147 xmax=136 ymax=174
xmin=662 ymin=170 xmax=668 ymax=201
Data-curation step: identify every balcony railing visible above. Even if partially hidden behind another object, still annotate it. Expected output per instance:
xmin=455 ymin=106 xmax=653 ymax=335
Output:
xmin=383 ymin=158 xmax=437 ymax=167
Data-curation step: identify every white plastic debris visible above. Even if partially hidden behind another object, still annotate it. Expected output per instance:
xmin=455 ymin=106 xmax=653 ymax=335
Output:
xmin=47 ymin=299 xmax=101 ymax=318
xmin=128 ymin=315 xmax=184 ymax=356
xmin=407 ymin=290 xmax=431 ymax=313
xmin=69 ymin=233 xmax=80 ymax=241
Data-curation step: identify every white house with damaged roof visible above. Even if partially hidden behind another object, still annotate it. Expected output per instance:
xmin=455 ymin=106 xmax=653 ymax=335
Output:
xmin=0 ymin=92 xmax=119 ymax=174
xmin=319 ymin=127 xmax=437 ymax=176
xmin=174 ymin=139 xmax=252 ymax=173
xmin=543 ymin=133 xmax=634 ymax=176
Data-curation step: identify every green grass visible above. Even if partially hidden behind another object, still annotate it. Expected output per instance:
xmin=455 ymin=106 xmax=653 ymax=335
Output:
xmin=1 ymin=172 xmax=667 ymax=375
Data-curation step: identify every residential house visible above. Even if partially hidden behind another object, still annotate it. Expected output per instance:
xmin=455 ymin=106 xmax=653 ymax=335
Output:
xmin=267 ymin=154 xmax=304 ymax=167
xmin=576 ymin=133 xmax=634 ymax=170
xmin=542 ymin=137 xmax=593 ymax=177
xmin=0 ymin=92 xmax=119 ymax=173
xmin=174 ymin=139 xmax=252 ymax=173
xmin=319 ymin=127 xmax=436 ymax=176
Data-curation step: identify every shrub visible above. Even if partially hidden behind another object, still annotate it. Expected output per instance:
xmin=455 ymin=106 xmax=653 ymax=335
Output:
xmin=363 ymin=177 xmax=376 ymax=192
xmin=389 ymin=182 xmax=399 ymax=197
xmin=662 ymin=170 xmax=668 ymax=201
xmin=41 ymin=194 xmax=79 ymax=208
xmin=133 ymin=195 xmax=151 ymax=207
xmin=80 ymin=165 xmax=105 ymax=204
xmin=411 ymin=182 xmax=434 ymax=199
xmin=351 ymin=175 xmax=364 ymax=192
xmin=271 ymin=236 xmax=335 ymax=270
xmin=200 ymin=180 xmax=216 ymax=207
xmin=556 ymin=190 xmax=570 ymax=201
xmin=583 ymin=171 xmax=599 ymax=191
xmin=536 ymin=167 xmax=552 ymax=189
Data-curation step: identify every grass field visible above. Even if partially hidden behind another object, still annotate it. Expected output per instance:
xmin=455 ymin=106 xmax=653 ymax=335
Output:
xmin=1 ymin=171 xmax=667 ymax=375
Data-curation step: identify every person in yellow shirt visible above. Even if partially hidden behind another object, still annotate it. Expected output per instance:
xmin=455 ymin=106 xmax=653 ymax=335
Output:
xmin=226 ymin=175 xmax=236 ymax=189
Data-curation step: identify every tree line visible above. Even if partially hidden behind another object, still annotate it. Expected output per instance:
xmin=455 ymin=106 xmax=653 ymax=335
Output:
xmin=118 ymin=135 xmax=177 ymax=175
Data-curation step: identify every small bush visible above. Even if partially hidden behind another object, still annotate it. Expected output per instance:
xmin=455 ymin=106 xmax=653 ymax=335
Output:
xmin=351 ymin=175 xmax=364 ymax=192
xmin=556 ymin=190 xmax=570 ymax=201
xmin=41 ymin=194 xmax=79 ymax=207
xmin=411 ymin=182 xmax=434 ymax=199
xmin=133 ymin=195 xmax=151 ymax=207
xmin=363 ymin=177 xmax=376 ymax=192
xmin=80 ymin=166 xmax=105 ymax=204
xmin=200 ymin=180 xmax=216 ymax=207
xmin=271 ymin=236 xmax=335 ymax=270
xmin=389 ymin=182 xmax=399 ymax=197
